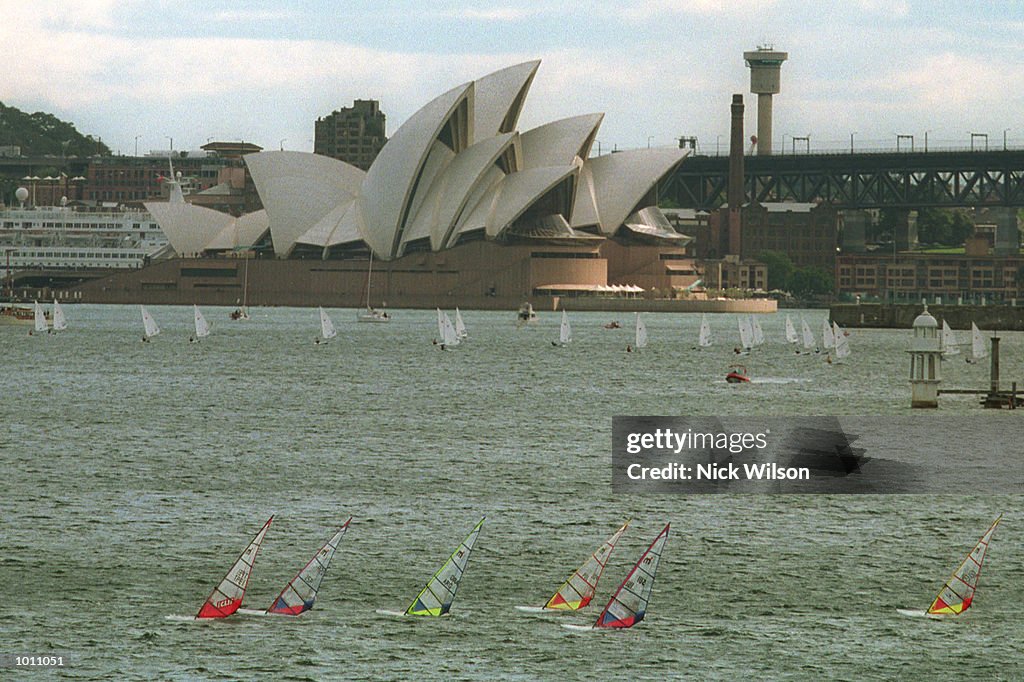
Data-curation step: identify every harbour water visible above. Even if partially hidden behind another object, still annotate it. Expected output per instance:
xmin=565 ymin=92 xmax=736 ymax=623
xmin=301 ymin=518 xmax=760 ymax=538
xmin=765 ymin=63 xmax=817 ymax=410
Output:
xmin=3 ymin=305 xmax=1023 ymax=680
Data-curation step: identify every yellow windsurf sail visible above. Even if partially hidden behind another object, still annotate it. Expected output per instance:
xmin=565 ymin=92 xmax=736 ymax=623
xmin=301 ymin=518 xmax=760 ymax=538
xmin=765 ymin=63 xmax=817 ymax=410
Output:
xmin=926 ymin=514 xmax=1002 ymax=616
xmin=544 ymin=520 xmax=629 ymax=611
xmin=405 ymin=518 xmax=484 ymax=617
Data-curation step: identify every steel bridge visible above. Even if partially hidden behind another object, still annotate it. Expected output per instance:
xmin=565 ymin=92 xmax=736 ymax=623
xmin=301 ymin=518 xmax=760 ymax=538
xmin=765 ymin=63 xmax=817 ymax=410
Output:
xmin=666 ymin=150 xmax=1024 ymax=211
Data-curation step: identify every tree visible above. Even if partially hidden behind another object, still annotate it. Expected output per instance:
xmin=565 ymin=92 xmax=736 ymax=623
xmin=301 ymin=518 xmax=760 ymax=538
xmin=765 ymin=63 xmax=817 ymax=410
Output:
xmin=757 ymin=250 xmax=795 ymax=291
xmin=789 ymin=266 xmax=834 ymax=296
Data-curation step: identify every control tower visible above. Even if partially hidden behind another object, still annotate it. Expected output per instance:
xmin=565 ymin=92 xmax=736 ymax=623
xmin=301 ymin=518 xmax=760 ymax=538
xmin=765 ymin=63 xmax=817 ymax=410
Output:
xmin=743 ymin=46 xmax=788 ymax=155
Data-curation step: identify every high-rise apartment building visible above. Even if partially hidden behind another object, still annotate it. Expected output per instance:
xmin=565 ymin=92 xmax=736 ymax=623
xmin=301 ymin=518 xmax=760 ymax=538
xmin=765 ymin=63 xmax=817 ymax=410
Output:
xmin=314 ymin=100 xmax=386 ymax=170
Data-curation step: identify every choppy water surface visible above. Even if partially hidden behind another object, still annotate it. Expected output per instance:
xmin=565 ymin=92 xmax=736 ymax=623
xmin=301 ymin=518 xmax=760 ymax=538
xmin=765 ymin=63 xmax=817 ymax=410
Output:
xmin=3 ymin=305 xmax=1023 ymax=680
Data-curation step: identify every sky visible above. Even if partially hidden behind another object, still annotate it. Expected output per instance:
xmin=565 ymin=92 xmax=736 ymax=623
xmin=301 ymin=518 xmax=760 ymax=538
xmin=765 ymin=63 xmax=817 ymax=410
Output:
xmin=2 ymin=0 xmax=1023 ymax=157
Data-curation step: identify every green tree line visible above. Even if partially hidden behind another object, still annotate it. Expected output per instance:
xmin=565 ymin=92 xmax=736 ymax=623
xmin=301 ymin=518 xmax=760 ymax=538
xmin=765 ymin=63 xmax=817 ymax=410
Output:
xmin=0 ymin=102 xmax=110 ymax=157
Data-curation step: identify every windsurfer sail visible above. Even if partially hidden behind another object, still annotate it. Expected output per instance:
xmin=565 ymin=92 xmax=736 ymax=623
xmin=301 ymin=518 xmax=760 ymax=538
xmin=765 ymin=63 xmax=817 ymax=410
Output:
xmin=405 ymin=518 xmax=484 ymax=616
xmin=266 ymin=519 xmax=351 ymax=616
xmin=319 ymin=307 xmax=338 ymax=340
xmin=925 ymin=514 xmax=1002 ymax=617
xmin=592 ymin=523 xmax=669 ymax=629
xmin=196 ymin=516 xmax=273 ymax=619
xmin=542 ymin=521 xmax=629 ymax=611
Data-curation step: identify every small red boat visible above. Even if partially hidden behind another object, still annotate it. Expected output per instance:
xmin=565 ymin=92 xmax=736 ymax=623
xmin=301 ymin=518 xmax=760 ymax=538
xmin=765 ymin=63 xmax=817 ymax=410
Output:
xmin=725 ymin=364 xmax=751 ymax=383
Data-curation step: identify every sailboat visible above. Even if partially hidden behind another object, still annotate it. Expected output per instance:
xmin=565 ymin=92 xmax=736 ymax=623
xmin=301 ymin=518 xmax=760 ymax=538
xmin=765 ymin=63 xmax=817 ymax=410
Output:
xmin=941 ymin=320 xmax=959 ymax=356
xmin=33 ymin=300 xmax=48 ymax=334
xmin=737 ymin=316 xmax=753 ymax=352
xmin=358 ymin=253 xmax=390 ymax=322
xmin=553 ymin=309 xmax=572 ymax=347
xmin=750 ymin=315 xmax=765 ymax=347
xmin=697 ymin=313 xmax=712 ymax=348
xmin=784 ymin=315 xmax=798 ymax=345
xmin=565 ymin=523 xmax=670 ymax=630
xmin=318 ymin=307 xmax=338 ymax=341
xmin=454 ymin=308 xmax=468 ymax=340
xmin=230 ymin=254 xmax=251 ymax=320
xmin=196 ymin=516 xmax=273 ymax=619
xmin=633 ymin=312 xmax=648 ymax=350
xmin=831 ymin=321 xmax=850 ymax=362
xmin=436 ymin=309 xmax=460 ymax=349
xmin=193 ymin=305 xmax=211 ymax=341
xmin=898 ymin=514 xmax=1002 ymax=619
xmin=967 ymin=322 xmax=988 ymax=364
xmin=52 ymin=299 xmax=68 ymax=331
xmin=800 ymin=317 xmax=817 ymax=354
xmin=822 ymin=318 xmax=835 ymax=350
xmin=379 ymin=518 xmax=485 ymax=617
xmin=264 ymin=519 xmax=351 ymax=616
xmin=140 ymin=305 xmax=160 ymax=341
xmin=517 ymin=521 xmax=629 ymax=613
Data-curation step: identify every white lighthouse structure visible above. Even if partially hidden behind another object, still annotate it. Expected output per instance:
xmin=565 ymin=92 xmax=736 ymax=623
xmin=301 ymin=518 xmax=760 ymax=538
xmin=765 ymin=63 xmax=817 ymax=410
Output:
xmin=908 ymin=304 xmax=941 ymax=408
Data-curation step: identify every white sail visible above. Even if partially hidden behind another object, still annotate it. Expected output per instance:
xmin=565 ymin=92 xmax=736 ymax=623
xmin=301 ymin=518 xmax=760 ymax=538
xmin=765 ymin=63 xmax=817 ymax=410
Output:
xmin=33 ymin=301 xmax=48 ymax=333
xmin=437 ymin=309 xmax=459 ymax=347
xmin=698 ymin=313 xmax=712 ymax=347
xmin=319 ymin=307 xmax=337 ymax=340
xmin=455 ymin=308 xmax=467 ymax=339
xmin=801 ymin=317 xmax=816 ymax=351
xmin=406 ymin=518 xmax=484 ymax=616
xmin=822 ymin=318 xmax=835 ymax=349
xmin=971 ymin=322 xmax=987 ymax=361
xmin=635 ymin=313 xmax=648 ymax=349
xmin=194 ymin=305 xmax=211 ymax=338
xmin=738 ymin=316 xmax=753 ymax=350
xmin=558 ymin=309 xmax=572 ymax=345
xmin=832 ymin=322 xmax=850 ymax=359
xmin=751 ymin=315 xmax=765 ymax=346
xmin=940 ymin=320 xmax=959 ymax=355
xmin=141 ymin=305 xmax=160 ymax=338
xmin=196 ymin=516 xmax=273 ymax=619
xmin=593 ymin=523 xmax=670 ymax=628
xmin=785 ymin=315 xmax=798 ymax=344
xmin=52 ymin=300 xmax=67 ymax=331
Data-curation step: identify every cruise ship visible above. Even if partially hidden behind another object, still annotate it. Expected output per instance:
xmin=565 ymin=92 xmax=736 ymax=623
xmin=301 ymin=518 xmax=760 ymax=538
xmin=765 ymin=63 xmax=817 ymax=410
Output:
xmin=0 ymin=200 xmax=170 ymax=271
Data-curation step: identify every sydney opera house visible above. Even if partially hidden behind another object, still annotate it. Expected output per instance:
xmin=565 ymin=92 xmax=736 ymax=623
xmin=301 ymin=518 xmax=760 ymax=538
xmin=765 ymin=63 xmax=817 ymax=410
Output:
xmin=119 ymin=61 xmax=697 ymax=309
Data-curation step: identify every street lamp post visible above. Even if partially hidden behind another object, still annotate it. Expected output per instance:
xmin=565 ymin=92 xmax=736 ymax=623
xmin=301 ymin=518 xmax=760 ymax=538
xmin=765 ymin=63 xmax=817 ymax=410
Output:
xmin=716 ymin=135 xmax=722 ymax=156
xmin=1004 ymin=129 xmax=1010 ymax=150
xmin=850 ymin=132 xmax=856 ymax=154
xmin=134 ymin=135 xmax=141 ymax=157
xmin=924 ymin=130 xmax=930 ymax=152
xmin=647 ymin=135 xmax=654 ymax=149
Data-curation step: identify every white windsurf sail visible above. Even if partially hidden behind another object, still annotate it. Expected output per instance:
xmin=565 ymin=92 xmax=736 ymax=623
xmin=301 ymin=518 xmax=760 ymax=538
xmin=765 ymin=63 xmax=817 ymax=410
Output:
xmin=926 ymin=514 xmax=1001 ymax=617
xmin=751 ymin=315 xmax=765 ymax=346
xmin=52 ymin=299 xmax=67 ymax=331
xmin=970 ymin=322 xmax=987 ymax=362
xmin=33 ymin=300 xmax=48 ymax=333
xmin=635 ymin=313 xmax=648 ymax=349
xmin=558 ymin=309 xmax=572 ymax=346
xmin=405 ymin=518 xmax=484 ymax=616
xmin=267 ymin=518 xmax=351 ymax=616
xmin=822 ymin=318 xmax=835 ymax=349
xmin=832 ymin=322 xmax=850 ymax=360
xmin=785 ymin=315 xmax=798 ymax=344
xmin=698 ymin=313 xmax=712 ymax=347
xmin=437 ymin=309 xmax=459 ymax=347
xmin=196 ymin=516 xmax=273 ymax=619
xmin=141 ymin=305 xmax=160 ymax=338
xmin=593 ymin=523 xmax=670 ymax=628
xmin=455 ymin=308 xmax=467 ymax=339
xmin=319 ymin=307 xmax=337 ymax=340
xmin=543 ymin=521 xmax=629 ymax=611
xmin=941 ymin=320 xmax=959 ymax=356
xmin=194 ymin=305 xmax=211 ymax=339
xmin=801 ymin=317 xmax=816 ymax=351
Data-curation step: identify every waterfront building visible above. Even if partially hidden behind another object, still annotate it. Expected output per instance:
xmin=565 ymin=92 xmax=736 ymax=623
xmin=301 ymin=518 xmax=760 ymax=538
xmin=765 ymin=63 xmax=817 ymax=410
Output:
xmin=139 ymin=61 xmax=695 ymax=306
xmin=836 ymin=252 xmax=1024 ymax=303
xmin=314 ymin=100 xmax=387 ymax=171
